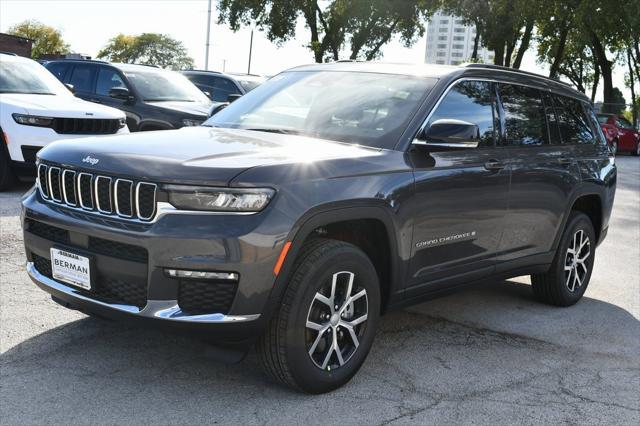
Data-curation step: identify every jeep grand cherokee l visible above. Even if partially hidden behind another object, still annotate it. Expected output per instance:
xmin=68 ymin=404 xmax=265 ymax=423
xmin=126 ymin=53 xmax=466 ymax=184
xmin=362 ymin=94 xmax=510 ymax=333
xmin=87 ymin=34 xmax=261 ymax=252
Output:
xmin=22 ymin=62 xmax=616 ymax=393
xmin=0 ymin=53 xmax=128 ymax=190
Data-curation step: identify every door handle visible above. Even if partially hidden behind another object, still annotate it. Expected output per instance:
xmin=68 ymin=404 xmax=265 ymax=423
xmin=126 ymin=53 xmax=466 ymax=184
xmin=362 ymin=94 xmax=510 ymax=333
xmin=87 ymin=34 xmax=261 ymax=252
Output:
xmin=558 ymin=157 xmax=572 ymax=166
xmin=484 ymin=160 xmax=505 ymax=171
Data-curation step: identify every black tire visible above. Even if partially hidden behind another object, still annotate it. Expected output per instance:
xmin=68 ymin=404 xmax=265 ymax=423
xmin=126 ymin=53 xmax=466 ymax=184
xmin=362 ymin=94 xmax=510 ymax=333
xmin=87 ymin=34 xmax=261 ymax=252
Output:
xmin=611 ymin=139 xmax=618 ymax=156
xmin=257 ymin=238 xmax=380 ymax=394
xmin=531 ymin=211 xmax=596 ymax=306
xmin=633 ymin=142 xmax=640 ymax=156
xmin=0 ymin=141 xmax=17 ymax=191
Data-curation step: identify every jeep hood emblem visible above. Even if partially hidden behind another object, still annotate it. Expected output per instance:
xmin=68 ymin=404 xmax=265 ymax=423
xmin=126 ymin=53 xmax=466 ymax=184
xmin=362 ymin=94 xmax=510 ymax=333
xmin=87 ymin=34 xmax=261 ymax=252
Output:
xmin=82 ymin=156 xmax=100 ymax=165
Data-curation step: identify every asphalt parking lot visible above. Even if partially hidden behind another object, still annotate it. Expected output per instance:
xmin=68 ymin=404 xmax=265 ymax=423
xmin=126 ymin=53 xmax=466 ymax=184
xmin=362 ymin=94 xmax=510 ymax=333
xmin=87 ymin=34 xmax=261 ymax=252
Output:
xmin=1 ymin=157 xmax=638 ymax=425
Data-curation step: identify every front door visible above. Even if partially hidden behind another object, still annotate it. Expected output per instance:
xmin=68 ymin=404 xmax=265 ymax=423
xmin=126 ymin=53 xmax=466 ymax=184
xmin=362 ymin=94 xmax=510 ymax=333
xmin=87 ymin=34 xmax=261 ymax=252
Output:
xmin=405 ymin=80 xmax=510 ymax=295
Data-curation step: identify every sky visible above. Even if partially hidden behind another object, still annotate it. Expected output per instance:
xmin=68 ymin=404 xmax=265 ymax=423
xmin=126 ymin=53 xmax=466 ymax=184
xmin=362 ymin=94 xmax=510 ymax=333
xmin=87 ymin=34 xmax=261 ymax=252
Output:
xmin=0 ymin=0 xmax=631 ymax=103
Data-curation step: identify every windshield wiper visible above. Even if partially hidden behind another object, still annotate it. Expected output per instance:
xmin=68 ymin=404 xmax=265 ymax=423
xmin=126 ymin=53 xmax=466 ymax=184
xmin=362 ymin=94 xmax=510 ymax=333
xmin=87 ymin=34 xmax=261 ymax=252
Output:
xmin=245 ymin=128 xmax=300 ymax=135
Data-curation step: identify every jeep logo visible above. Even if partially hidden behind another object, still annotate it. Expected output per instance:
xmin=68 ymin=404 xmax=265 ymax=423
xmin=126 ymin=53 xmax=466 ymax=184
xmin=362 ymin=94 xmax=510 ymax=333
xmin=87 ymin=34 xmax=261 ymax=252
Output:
xmin=82 ymin=156 xmax=99 ymax=165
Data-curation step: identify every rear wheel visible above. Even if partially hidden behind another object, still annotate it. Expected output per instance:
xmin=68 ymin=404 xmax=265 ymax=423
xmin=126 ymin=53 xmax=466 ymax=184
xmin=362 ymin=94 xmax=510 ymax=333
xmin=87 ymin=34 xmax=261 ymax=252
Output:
xmin=531 ymin=212 xmax=595 ymax=306
xmin=257 ymin=239 xmax=380 ymax=393
xmin=611 ymin=139 xmax=618 ymax=155
xmin=634 ymin=142 xmax=640 ymax=156
xmin=0 ymin=142 xmax=17 ymax=191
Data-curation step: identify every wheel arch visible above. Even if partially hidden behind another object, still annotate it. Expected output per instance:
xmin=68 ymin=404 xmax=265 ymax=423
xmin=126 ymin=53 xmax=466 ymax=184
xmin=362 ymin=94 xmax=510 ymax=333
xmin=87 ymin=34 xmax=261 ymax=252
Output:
xmin=267 ymin=203 xmax=403 ymax=319
xmin=554 ymin=191 xmax=604 ymax=250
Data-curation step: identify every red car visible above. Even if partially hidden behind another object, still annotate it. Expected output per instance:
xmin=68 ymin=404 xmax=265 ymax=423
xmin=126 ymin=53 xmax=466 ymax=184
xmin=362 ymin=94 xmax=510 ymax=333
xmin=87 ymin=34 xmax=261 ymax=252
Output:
xmin=597 ymin=113 xmax=640 ymax=155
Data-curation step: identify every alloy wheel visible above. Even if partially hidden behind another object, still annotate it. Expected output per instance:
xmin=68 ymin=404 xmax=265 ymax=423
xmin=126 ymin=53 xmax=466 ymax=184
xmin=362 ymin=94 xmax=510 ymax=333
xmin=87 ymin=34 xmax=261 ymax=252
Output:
xmin=564 ymin=229 xmax=591 ymax=292
xmin=305 ymin=271 xmax=368 ymax=371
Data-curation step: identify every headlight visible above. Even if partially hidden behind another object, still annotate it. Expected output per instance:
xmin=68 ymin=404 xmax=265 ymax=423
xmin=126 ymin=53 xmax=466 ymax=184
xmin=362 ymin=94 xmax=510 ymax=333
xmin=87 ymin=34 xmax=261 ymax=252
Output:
xmin=118 ymin=117 xmax=127 ymax=128
xmin=12 ymin=113 xmax=53 ymax=127
xmin=182 ymin=118 xmax=204 ymax=127
xmin=165 ymin=185 xmax=275 ymax=212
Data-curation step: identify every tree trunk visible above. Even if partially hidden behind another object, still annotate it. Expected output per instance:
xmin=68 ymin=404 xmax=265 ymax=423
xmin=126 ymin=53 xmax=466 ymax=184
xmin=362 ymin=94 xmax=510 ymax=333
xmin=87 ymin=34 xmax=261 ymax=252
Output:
xmin=549 ymin=20 xmax=570 ymax=79
xmin=504 ymin=37 xmax=516 ymax=67
xmin=628 ymin=49 xmax=638 ymax=126
xmin=590 ymin=55 xmax=600 ymax=102
xmin=494 ymin=43 xmax=505 ymax=66
xmin=303 ymin=4 xmax=323 ymax=63
xmin=590 ymin=31 xmax=613 ymax=113
xmin=471 ymin=23 xmax=481 ymax=61
xmin=364 ymin=18 xmax=400 ymax=61
xmin=512 ymin=21 xmax=534 ymax=69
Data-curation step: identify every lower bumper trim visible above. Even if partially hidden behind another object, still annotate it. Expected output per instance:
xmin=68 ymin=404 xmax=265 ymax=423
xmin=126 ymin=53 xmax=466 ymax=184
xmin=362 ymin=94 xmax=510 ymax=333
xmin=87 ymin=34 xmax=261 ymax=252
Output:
xmin=26 ymin=262 xmax=260 ymax=324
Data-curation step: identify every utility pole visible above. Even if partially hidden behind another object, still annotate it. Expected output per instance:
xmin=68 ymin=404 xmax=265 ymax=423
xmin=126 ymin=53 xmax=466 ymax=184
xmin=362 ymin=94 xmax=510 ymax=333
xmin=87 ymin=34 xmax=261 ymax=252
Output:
xmin=204 ymin=0 xmax=212 ymax=70
xmin=247 ymin=29 xmax=254 ymax=74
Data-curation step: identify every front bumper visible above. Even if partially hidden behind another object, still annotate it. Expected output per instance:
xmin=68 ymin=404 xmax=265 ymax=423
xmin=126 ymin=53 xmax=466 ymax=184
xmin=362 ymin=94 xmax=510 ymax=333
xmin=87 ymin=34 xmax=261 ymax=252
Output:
xmin=22 ymin=187 xmax=290 ymax=340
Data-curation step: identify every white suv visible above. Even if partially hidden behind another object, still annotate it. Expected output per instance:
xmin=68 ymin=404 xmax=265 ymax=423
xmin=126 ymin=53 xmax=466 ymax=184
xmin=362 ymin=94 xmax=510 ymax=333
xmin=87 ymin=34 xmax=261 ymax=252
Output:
xmin=0 ymin=53 xmax=129 ymax=190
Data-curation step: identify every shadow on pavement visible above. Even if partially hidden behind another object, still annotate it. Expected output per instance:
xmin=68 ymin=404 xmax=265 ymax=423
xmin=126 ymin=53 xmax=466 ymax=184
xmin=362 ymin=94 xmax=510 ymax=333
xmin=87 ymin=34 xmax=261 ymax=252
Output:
xmin=2 ymin=279 xmax=638 ymax=424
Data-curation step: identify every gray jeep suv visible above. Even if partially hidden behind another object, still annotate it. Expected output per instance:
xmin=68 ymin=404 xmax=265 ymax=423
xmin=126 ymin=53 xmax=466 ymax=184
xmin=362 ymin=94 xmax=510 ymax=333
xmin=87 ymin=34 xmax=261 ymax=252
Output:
xmin=22 ymin=62 xmax=616 ymax=393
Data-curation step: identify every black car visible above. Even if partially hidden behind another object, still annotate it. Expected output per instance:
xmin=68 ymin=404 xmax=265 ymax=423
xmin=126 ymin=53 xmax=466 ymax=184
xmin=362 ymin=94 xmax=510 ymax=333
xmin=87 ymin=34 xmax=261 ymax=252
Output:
xmin=44 ymin=60 xmax=213 ymax=131
xmin=182 ymin=70 xmax=265 ymax=102
xmin=22 ymin=62 xmax=616 ymax=393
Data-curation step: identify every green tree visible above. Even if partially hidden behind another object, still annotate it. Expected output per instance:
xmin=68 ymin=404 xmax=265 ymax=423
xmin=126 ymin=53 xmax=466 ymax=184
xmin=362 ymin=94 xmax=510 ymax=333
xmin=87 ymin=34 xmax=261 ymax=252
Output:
xmin=97 ymin=33 xmax=194 ymax=70
xmin=441 ymin=0 xmax=536 ymax=68
xmin=7 ymin=19 xmax=70 ymax=59
xmin=609 ymin=87 xmax=627 ymax=116
xmin=217 ymin=0 xmax=436 ymax=63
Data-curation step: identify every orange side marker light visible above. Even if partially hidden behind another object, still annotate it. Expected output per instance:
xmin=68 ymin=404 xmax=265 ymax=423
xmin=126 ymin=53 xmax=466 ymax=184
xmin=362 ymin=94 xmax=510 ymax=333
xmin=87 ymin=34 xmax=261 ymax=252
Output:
xmin=273 ymin=241 xmax=292 ymax=276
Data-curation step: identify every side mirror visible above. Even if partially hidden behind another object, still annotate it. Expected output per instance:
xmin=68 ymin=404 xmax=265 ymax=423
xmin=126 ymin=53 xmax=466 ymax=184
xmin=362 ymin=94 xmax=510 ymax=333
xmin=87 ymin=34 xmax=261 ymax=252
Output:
xmin=210 ymin=102 xmax=228 ymax=116
xmin=109 ymin=87 xmax=132 ymax=100
xmin=203 ymin=91 xmax=212 ymax=99
xmin=64 ymin=83 xmax=75 ymax=94
xmin=416 ymin=119 xmax=480 ymax=149
xmin=227 ymin=94 xmax=242 ymax=103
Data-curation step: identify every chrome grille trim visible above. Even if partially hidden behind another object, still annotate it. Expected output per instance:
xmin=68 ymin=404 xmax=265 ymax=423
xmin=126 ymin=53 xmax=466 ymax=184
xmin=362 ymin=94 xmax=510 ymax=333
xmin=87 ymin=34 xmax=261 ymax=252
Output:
xmin=62 ymin=170 xmax=77 ymax=206
xmin=78 ymin=172 xmax=94 ymax=210
xmin=37 ymin=163 xmax=49 ymax=199
xmin=135 ymin=182 xmax=157 ymax=221
xmin=94 ymin=176 xmax=113 ymax=214
xmin=48 ymin=167 xmax=62 ymax=202
xmin=36 ymin=164 xmax=157 ymax=222
xmin=114 ymin=179 xmax=134 ymax=218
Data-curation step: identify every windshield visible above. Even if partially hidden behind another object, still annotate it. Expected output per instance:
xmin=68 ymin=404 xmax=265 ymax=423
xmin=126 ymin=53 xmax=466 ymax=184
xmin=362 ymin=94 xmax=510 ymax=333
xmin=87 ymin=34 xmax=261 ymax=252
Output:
xmin=0 ymin=59 xmax=71 ymax=96
xmin=205 ymin=71 xmax=435 ymax=148
xmin=123 ymin=68 xmax=211 ymax=103
xmin=236 ymin=78 xmax=263 ymax=92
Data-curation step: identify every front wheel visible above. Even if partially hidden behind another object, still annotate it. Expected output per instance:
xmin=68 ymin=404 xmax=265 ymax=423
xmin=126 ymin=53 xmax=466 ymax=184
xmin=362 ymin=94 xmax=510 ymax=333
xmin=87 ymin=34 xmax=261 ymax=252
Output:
xmin=634 ymin=142 xmax=640 ymax=156
xmin=257 ymin=239 xmax=380 ymax=393
xmin=611 ymin=140 xmax=618 ymax=155
xmin=531 ymin=212 xmax=595 ymax=306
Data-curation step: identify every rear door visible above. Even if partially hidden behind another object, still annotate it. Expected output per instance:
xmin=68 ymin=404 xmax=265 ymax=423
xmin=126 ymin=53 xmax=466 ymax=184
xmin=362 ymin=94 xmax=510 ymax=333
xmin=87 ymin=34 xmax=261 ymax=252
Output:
xmin=405 ymin=80 xmax=510 ymax=295
xmin=495 ymin=86 xmax=581 ymax=267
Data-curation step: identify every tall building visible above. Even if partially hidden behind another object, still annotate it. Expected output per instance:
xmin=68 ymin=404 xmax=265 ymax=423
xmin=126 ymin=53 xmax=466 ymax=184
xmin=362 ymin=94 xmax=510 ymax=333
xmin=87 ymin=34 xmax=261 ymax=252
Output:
xmin=424 ymin=12 xmax=493 ymax=65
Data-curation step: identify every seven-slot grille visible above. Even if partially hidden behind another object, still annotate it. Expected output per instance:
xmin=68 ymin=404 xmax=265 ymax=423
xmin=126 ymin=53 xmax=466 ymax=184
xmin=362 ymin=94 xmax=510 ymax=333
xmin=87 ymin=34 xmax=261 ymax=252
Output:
xmin=52 ymin=118 xmax=121 ymax=135
xmin=38 ymin=163 xmax=157 ymax=221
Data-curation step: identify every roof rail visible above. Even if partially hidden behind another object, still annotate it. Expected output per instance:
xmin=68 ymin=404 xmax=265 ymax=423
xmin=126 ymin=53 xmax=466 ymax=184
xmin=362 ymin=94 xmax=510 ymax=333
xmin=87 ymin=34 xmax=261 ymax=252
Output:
xmin=0 ymin=51 xmax=18 ymax=56
xmin=183 ymin=69 xmax=222 ymax=74
xmin=463 ymin=63 xmax=575 ymax=89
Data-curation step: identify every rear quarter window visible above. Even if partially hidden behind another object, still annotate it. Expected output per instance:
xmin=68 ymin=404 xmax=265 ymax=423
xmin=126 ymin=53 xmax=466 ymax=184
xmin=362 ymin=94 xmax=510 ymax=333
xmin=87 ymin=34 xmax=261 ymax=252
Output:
xmin=553 ymin=96 xmax=596 ymax=145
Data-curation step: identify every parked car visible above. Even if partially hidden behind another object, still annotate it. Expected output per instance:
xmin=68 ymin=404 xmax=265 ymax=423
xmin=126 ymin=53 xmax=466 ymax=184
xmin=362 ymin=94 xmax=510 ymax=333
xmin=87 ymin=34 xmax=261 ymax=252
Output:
xmin=0 ymin=53 xmax=128 ymax=190
xmin=43 ymin=60 xmax=213 ymax=131
xmin=597 ymin=113 xmax=640 ymax=155
xmin=182 ymin=70 xmax=265 ymax=102
xmin=23 ymin=62 xmax=616 ymax=393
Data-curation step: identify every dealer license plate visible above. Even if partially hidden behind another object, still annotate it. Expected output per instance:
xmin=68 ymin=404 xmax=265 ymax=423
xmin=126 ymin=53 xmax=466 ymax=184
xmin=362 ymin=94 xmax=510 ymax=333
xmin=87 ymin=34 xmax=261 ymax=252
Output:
xmin=50 ymin=248 xmax=91 ymax=290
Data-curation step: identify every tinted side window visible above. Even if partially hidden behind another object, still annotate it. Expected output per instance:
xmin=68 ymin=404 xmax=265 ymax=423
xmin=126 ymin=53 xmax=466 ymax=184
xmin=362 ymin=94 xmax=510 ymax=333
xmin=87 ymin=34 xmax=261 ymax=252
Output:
xmin=553 ymin=96 xmax=596 ymax=144
xmin=69 ymin=64 xmax=97 ymax=93
xmin=584 ymin=104 xmax=608 ymax=146
xmin=96 ymin=67 xmax=127 ymax=96
xmin=499 ymin=84 xmax=546 ymax=146
xmin=212 ymin=77 xmax=241 ymax=102
xmin=427 ymin=80 xmax=497 ymax=147
xmin=542 ymin=92 xmax=562 ymax=145
xmin=46 ymin=63 xmax=70 ymax=82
